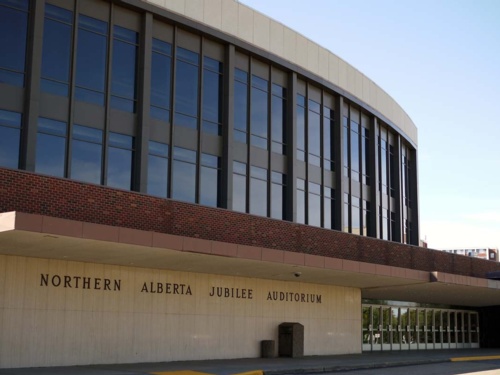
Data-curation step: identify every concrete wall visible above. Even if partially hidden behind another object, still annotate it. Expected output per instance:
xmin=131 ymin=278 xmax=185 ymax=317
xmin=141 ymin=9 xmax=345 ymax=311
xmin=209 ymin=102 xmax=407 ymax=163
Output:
xmin=0 ymin=254 xmax=361 ymax=368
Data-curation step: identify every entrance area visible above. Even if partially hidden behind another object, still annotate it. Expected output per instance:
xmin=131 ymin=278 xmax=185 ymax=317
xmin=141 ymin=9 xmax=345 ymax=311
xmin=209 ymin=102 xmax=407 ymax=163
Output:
xmin=362 ymin=304 xmax=480 ymax=351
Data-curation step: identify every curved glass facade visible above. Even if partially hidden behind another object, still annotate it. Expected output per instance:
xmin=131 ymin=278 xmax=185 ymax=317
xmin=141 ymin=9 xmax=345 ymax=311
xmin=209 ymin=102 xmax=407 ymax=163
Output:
xmin=0 ymin=0 xmax=418 ymax=245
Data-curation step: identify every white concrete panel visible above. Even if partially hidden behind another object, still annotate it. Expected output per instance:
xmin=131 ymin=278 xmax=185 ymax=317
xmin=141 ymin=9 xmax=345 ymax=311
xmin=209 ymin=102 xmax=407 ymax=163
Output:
xmin=221 ymin=0 xmax=238 ymax=36
xmin=307 ymin=40 xmax=319 ymax=75
xmin=253 ymin=11 xmax=270 ymax=51
xmin=346 ymin=65 xmax=357 ymax=99
xmin=296 ymin=34 xmax=309 ymax=69
xmin=338 ymin=59 xmax=348 ymax=91
xmin=237 ymin=5 xmax=254 ymax=45
xmin=328 ymin=53 xmax=340 ymax=86
xmin=354 ymin=69 xmax=363 ymax=100
xmin=283 ymin=26 xmax=297 ymax=64
xmin=163 ymin=0 xmax=185 ymax=15
xmin=269 ymin=21 xmax=284 ymax=59
xmin=203 ymin=0 xmax=222 ymax=29
xmin=0 ymin=255 xmax=361 ymax=368
xmin=185 ymin=0 xmax=203 ymax=22
xmin=318 ymin=47 xmax=329 ymax=81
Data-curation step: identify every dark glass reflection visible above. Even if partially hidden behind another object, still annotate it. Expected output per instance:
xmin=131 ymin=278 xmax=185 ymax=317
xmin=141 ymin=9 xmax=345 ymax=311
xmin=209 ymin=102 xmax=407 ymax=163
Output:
xmin=232 ymin=161 xmax=246 ymax=213
xmin=147 ymin=141 xmax=169 ymax=198
xmin=308 ymin=101 xmax=321 ymax=167
xmin=296 ymin=95 xmax=305 ymax=161
xmin=323 ymin=107 xmax=334 ymax=171
xmin=0 ymin=1 xmax=28 ymax=86
xmin=296 ymin=178 xmax=305 ymax=224
xmin=75 ymin=15 xmax=108 ymax=105
xmin=0 ymin=109 xmax=21 ymax=169
xmin=202 ymin=57 xmax=223 ymax=135
xmin=35 ymin=117 xmax=67 ymax=177
xmin=271 ymin=84 xmax=286 ymax=154
xmin=111 ymin=26 xmax=138 ymax=112
xmin=308 ymin=182 xmax=321 ymax=227
xmin=172 ymin=147 xmax=196 ymax=203
xmin=250 ymin=76 xmax=268 ymax=149
xmin=150 ymin=39 xmax=172 ymax=122
xmin=250 ymin=166 xmax=267 ymax=217
xmin=71 ymin=125 xmax=102 ymax=184
xmin=350 ymin=123 xmax=360 ymax=181
xmin=175 ymin=48 xmax=199 ymax=120
xmin=271 ymin=172 xmax=286 ymax=220
xmin=107 ymin=132 xmax=133 ymax=190
xmin=41 ymin=4 xmax=73 ymax=96
xmin=234 ymin=77 xmax=248 ymax=143
xmin=200 ymin=153 xmax=221 ymax=207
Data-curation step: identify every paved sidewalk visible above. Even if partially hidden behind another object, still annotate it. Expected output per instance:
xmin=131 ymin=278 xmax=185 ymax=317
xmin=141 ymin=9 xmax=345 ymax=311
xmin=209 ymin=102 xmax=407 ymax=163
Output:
xmin=1 ymin=349 xmax=500 ymax=375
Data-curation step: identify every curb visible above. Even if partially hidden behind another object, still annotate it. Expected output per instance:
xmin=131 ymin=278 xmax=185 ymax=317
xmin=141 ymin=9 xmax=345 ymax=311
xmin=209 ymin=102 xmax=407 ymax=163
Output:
xmin=263 ymin=359 xmax=450 ymax=374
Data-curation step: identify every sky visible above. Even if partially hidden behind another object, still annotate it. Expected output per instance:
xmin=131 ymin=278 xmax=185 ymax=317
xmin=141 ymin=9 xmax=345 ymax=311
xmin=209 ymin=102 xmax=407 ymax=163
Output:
xmin=240 ymin=0 xmax=500 ymax=250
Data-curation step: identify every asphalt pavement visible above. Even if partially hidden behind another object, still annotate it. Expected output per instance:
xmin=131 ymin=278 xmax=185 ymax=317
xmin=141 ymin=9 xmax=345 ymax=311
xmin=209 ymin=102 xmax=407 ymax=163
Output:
xmin=1 ymin=349 xmax=500 ymax=375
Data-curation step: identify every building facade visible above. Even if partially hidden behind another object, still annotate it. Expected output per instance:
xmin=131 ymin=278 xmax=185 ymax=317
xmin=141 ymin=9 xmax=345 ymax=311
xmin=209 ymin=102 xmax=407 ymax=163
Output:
xmin=1 ymin=0 xmax=500 ymax=369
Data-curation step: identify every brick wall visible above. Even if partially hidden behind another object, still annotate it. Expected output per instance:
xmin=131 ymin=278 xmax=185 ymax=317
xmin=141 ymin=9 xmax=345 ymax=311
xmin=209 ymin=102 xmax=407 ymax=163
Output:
xmin=2 ymin=167 xmax=500 ymax=278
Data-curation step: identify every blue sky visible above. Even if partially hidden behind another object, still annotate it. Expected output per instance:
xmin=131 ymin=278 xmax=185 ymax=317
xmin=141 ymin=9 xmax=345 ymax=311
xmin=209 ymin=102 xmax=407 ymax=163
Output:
xmin=241 ymin=0 xmax=500 ymax=249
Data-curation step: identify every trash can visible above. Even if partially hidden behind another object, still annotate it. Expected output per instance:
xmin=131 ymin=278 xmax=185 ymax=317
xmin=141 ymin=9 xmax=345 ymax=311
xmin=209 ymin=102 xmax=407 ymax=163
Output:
xmin=260 ymin=340 xmax=275 ymax=358
xmin=278 ymin=322 xmax=304 ymax=357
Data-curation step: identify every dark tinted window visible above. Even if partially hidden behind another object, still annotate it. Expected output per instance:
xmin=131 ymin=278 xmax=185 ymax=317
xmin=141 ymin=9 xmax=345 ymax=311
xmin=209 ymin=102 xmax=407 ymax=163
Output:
xmin=150 ymin=39 xmax=172 ymax=122
xmin=0 ymin=109 xmax=21 ymax=169
xmin=234 ymin=71 xmax=248 ymax=143
xmin=250 ymin=75 xmax=268 ymax=149
xmin=202 ymin=57 xmax=223 ymax=135
xmin=250 ymin=166 xmax=267 ymax=216
xmin=35 ymin=117 xmax=67 ymax=177
xmin=233 ymin=161 xmax=247 ymax=213
xmin=41 ymin=4 xmax=73 ymax=96
xmin=172 ymin=147 xmax=196 ymax=202
xmin=71 ymin=125 xmax=102 ymax=184
xmin=111 ymin=26 xmax=138 ymax=112
xmin=200 ymin=153 xmax=221 ymax=207
xmin=174 ymin=47 xmax=199 ymax=128
xmin=75 ymin=15 xmax=108 ymax=105
xmin=147 ymin=141 xmax=169 ymax=198
xmin=0 ymin=0 xmax=28 ymax=86
xmin=107 ymin=132 xmax=134 ymax=190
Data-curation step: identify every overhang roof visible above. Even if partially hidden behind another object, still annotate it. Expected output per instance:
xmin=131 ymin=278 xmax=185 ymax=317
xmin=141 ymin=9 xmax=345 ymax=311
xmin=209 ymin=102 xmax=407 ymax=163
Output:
xmin=1 ymin=211 xmax=499 ymax=307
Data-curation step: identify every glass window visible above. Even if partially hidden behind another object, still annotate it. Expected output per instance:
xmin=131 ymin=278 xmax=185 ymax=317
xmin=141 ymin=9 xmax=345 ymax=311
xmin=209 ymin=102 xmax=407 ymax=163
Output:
xmin=296 ymin=94 xmax=305 ymax=161
xmin=271 ymin=171 xmax=286 ymax=220
xmin=362 ymin=200 xmax=371 ymax=237
xmin=271 ymin=84 xmax=286 ymax=154
xmin=41 ymin=4 xmax=73 ymax=96
xmin=323 ymin=106 xmax=334 ymax=171
xmin=296 ymin=178 xmax=305 ymax=224
xmin=172 ymin=147 xmax=196 ymax=203
xmin=308 ymin=182 xmax=321 ymax=227
xmin=71 ymin=125 xmax=102 ymax=184
xmin=250 ymin=75 xmax=268 ymax=149
xmin=250 ymin=165 xmax=267 ymax=216
xmin=111 ymin=26 xmax=138 ymax=112
xmin=308 ymin=100 xmax=321 ymax=167
xmin=234 ymin=70 xmax=248 ymax=143
xmin=175 ymin=47 xmax=199 ymax=128
xmin=0 ymin=0 xmax=28 ymax=86
xmin=35 ymin=117 xmax=67 ymax=177
xmin=75 ymin=15 xmax=108 ymax=105
xmin=362 ymin=126 xmax=370 ymax=185
xmin=323 ymin=187 xmax=335 ymax=230
xmin=200 ymin=153 xmax=221 ymax=207
xmin=350 ymin=121 xmax=360 ymax=182
xmin=380 ymin=138 xmax=388 ymax=193
xmin=343 ymin=116 xmax=349 ymax=177
xmin=150 ymin=39 xmax=172 ymax=122
xmin=233 ymin=161 xmax=247 ymax=213
xmin=148 ymin=141 xmax=169 ymax=198
xmin=0 ymin=109 xmax=21 ymax=169
xmin=107 ymin=132 xmax=134 ymax=190
xmin=202 ymin=57 xmax=223 ymax=135
xmin=343 ymin=193 xmax=349 ymax=232
xmin=351 ymin=196 xmax=360 ymax=235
